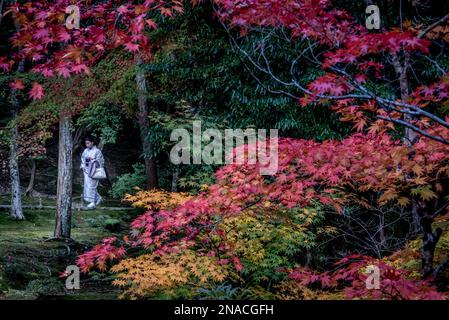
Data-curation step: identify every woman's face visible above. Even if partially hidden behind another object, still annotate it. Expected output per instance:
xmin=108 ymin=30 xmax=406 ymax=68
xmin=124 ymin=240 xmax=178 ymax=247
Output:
xmin=85 ymin=140 xmax=94 ymax=149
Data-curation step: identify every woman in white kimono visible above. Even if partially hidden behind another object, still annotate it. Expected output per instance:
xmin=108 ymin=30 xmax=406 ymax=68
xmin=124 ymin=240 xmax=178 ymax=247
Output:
xmin=80 ymin=136 xmax=104 ymax=209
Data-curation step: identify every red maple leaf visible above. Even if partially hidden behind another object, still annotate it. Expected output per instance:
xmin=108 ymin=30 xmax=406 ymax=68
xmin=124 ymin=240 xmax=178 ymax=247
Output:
xmin=72 ymin=64 xmax=90 ymax=75
xmin=33 ymin=28 xmax=49 ymax=40
xmin=29 ymin=82 xmax=44 ymax=100
xmin=146 ymin=19 xmax=157 ymax=29
xmin=9 ymin=79 xmax=25 ymax=90
xmin=125 ymin=42 xmax=140 ymax=53
xmin=0 ymin=57 xmax=11 ymax=72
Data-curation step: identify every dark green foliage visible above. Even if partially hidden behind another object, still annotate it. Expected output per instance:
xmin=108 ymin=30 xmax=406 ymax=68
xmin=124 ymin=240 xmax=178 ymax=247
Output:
xmin=110 ymin=163 xmax=147 ymax=199
xmin=144 ymin=3 xmax=348 ymax=141
xmin=103 ymin=218 xmax=123 ymax=232
xmin=26 ymin=278 xmax=64 ymax=296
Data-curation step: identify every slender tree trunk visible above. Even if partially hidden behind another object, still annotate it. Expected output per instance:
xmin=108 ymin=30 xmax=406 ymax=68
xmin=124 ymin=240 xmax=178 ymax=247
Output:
xmin=418 ymin=202 xmax=442 ymax=278
xmin=135 ymin=56 xmax=157 ymax=189
xmin=392 ymin=53 xmax=416 ymax=146
xmin=171 ymin=166 xmax=180 ymax=192
xmin=393 ymin=54 xmax=420 ymax=233
xmin=98 ymin=139 xmax=104 ymax=151
xmin=25 ymin=159 xmax=36 ymax=197
xmin=392 ymin=53 xmax=440 ymax=277
xmin=9 ymin=113 xmax=24 ymax=220
xmin=8 ymin=63 xmax=24 ymax=220
xmin=378 ymin=211 xmax=386 ymax=250
xmin=54 ymin=113 xmax=73 ymax=238
xmin=305 ymin=248 xmax=312 ymax=267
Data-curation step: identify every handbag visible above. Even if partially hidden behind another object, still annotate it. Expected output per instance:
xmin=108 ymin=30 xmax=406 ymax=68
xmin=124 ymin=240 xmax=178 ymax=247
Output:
xmin=91 ymin=166 xmax=107 ymax=180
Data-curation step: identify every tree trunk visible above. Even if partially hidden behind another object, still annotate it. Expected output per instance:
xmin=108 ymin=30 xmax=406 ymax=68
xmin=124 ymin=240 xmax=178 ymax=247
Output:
xmin=392 ymin=53 xmax=420 ymax=232
xmin=9 ymin=116 xmax=24 ymax=220
xmin=7 ymin=5 xmax=26 ymax=220
xmin=391 ymin=53 xmax=441 ymax=277
xmin=54 ymin=113 xmax=73 ymax=239
xmin=420 ymin=214 xmax=442 ymax=278
xmin=395 ymin=55 xmax=440 ymax=276
xmin=171 ymin=166 xmax=180 ymax=192
xmin=392 ymin=52 xmax=416 ymax=145
xmin=8 ymin=80 xmax=24 ymax=220
xmin=135 ymin=56 xmax=157 ymax=189
xmin=25 ymin=159 xmax=36 ymax=197
xmin=378 ymin=211 xmax=386 ymax=251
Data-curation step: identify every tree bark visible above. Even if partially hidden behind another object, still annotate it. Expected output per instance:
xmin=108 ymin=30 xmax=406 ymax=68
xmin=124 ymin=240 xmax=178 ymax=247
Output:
xmin=8 ymin=112 xmax=24 ymax=220
xmin=391 ymin=53 xmax=441 ymax=278
xmin=7 ymin=3 xmax=26 ymax=220
xmin=135 ymin=56 xmax=157 ymax=189
xmin=391 ymin=52 xmax=416 ymax=145
xmin=378 ymin=211 xmax=386 ymax=250
xmin=54 ymin=113 xmax=73 ymax=239
xmin=25 ymin=159 xmax=36 ymax=197
xmin=392 ymin=53 xmax=421 ymax=233
xmin=8 ymin=72 xmax=24 ymax=220
xmin=171 ymin=166 xmax=180 ymax=192
xmin=419 ymin=211 xmax=442 ymax=278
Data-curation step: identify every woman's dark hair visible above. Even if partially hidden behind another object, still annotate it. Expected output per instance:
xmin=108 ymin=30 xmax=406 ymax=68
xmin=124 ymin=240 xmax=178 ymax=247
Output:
xmin=84 ymin=136 xmax=95 ymax=144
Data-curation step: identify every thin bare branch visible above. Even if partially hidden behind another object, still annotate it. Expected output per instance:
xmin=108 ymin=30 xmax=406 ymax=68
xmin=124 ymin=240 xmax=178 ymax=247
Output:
xmin=418 ymin=12 xmax=449 ymax=39
xmin=377 ymin=115 xmax=449 ymax=145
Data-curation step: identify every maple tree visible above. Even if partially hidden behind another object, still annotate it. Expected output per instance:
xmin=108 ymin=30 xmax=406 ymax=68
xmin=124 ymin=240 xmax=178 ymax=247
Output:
xmin=123 ymin=188 xmax=192 ymax=210
xmin=77 ymin=130 xmax=449 ymax=298
xmin=289 ymin=254 xmax=447 ymax=300
xmin=1 ymin=0 xmax=184 ymax=96
xmin=213 ymin=0 xmax=449 ymax=144
xmin=111 ymin=250 xmax=228 ymax=299
xmin=212 ymin=0 xmax=449 ymax=281
xmin=0 ymin=0 xmax=184 ymax=237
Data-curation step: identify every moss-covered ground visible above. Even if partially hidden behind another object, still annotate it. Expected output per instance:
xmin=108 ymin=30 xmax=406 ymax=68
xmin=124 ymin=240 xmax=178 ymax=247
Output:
xmin=0 ymin=196 xmax=140 ymax=300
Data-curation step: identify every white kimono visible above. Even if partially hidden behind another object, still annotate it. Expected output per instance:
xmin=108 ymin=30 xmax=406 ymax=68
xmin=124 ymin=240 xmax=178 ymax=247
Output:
xmin=80 ymin=146 xmax=104 ymax=203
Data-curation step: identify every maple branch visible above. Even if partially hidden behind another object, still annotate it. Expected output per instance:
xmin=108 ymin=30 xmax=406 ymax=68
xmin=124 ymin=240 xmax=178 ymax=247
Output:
xmin=418 ymin=12 xmax=449 ymax=39
xmin=431 ymin=200 xmax=449 ymax=219
xmin=377 ymin=98 xmax=449 ymax=131
xmin=224 ymin=22 xmax=302 ymax=99
xmin=329 ymin=65 xmax=449 ymax=132
xmin=237 ymin=33 xmax=449 ymax=135
xmin=233 ymin=44 xmax=301 ymax=99
xmin=303 ymin=38 xmax=449 ymax=135
xmin=377 ymin=115 xmax=449 ymax=145
xmin=419 ymin=54 xmax=448 ymax=75
xmin=227 ymin=27 xmax=372 ymax=101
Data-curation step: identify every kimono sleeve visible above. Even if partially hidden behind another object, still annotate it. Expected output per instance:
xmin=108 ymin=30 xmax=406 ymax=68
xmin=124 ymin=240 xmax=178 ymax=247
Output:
xmin=80 ymin=149 xmax=87 ymax=170
xmin=96 ymin=148 xmax=105 ymax=167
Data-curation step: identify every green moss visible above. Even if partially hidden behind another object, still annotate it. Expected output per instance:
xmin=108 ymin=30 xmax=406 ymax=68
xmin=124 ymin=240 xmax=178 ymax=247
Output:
xmin=3 ymin=289 xmax=38 ymax=300
xmin=0 ymin=206 xmax=138 ymax=300
xmin=26 ymin=278 xmax=64 ymax=296
xmin=103 ymin=218 xmax=122 ymax=232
